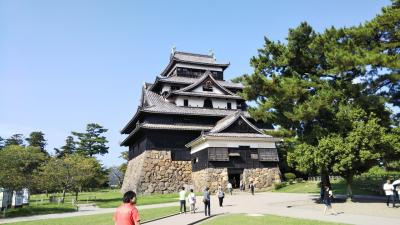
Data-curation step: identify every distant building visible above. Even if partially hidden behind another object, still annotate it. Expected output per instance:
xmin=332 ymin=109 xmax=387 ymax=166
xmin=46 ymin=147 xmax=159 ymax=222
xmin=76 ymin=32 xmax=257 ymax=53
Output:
xmin=121 ymin=51 xmax=281 ymax=194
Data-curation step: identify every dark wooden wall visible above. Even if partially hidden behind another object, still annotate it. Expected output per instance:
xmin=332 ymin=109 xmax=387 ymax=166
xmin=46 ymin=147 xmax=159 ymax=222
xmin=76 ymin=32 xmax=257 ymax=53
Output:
xmin=191 ymin=147 xmax=279 ymax=172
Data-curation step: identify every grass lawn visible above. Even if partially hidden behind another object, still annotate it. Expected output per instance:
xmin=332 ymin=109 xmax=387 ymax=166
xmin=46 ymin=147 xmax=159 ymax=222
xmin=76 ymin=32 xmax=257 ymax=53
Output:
xmin=5 ymin=206 xmax=178 ymax=225
xmin=201 ymin=214 xmax=347 ymax=225
xmin=2 ymin=204 xmax=76 ymax=218
xmin=273 ymin=180 xmax=377 ymax=196
xmin=30 ymin=189 xmax=180 ymax=208
xmin=3 ymin=190 xmax=180 ymax=218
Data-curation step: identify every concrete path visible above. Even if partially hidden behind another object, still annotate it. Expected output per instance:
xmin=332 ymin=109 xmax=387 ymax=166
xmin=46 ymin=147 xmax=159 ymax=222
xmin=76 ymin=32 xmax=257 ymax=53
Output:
xmin=0 ymin=202 xmax=177 ymax=224
xmin=1 ymin=192 xmax=399 ymax=225
xmin=144 ymin=192 xmax=400 ymax=225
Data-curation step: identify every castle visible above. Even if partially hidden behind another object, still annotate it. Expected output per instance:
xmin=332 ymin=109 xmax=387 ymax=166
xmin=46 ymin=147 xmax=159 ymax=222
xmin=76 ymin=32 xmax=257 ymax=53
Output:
xmin=121 ymin=51 xmax=281 ymax=194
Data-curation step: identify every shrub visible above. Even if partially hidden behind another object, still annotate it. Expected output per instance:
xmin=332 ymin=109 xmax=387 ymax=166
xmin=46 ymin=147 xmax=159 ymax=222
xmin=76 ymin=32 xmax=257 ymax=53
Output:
xmin=274 ymin=182 xmax=287 ymax=190
xmin=284 ymin=173 xmax=296 ymax=181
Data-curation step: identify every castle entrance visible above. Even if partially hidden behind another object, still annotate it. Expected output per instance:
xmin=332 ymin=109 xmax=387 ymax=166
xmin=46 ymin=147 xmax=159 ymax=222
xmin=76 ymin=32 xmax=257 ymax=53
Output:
xmin=227 ymin=168 xmax=243 ymax=189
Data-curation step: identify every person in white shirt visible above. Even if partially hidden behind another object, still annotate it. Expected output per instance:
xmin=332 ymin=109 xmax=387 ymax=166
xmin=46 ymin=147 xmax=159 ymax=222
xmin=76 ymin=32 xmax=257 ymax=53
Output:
xmin=187 ymin=189 xmax=196 ymax=213
xmin=383 ymin=180 xmax=394 ymax=207
xmin=179 ymin=187 xmax=186 ymax=213
xmin=227 ymin=182 xmax=233 ymax=195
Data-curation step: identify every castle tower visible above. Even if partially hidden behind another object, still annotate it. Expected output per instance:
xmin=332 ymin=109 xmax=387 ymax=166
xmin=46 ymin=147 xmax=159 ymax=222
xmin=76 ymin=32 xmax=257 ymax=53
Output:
xmin=121 ymin=51 xmax=281 ymax=194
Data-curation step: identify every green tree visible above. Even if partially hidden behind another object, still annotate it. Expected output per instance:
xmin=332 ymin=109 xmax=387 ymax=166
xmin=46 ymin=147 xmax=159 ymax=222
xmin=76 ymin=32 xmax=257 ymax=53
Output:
xmin=35 ymin=154 xmax=104 ymax=202
xmin=72 ymin=123 xmax=109 ymax=157
xmin=54 ymin=136 xmax=76 ymax=158
xmin=239 ymin=1 xmax=400 ymax=197
xmin=0 ymin=136 xmax=4 ymax=150
xmin=5 ymin=134 xmax=24 ymax=147
xmin=0 ymin=145 xmax=46 ymax=191
xmin=26 ymin=131 xmax=47 ymax=154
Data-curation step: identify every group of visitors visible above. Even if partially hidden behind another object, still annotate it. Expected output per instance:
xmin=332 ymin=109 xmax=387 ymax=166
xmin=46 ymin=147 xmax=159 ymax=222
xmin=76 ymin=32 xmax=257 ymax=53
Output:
xmin=383 ymin=179 xmax=400 ymax=208
xmin=112 ymin=180 xmax=258 ymax=224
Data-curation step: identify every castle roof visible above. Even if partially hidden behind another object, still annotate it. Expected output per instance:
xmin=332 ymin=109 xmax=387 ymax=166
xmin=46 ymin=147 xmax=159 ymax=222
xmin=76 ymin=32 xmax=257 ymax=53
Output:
xmin=160 ymin=51 xmax=230 ymax=77
xmin=120 ymin=87 xmax=250 ymax=135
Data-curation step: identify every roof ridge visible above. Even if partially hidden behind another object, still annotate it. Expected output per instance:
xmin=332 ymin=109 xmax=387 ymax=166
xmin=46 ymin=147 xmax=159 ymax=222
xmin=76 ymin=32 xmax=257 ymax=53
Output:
xmin=173 ymin=51 xmax=214 ymax=58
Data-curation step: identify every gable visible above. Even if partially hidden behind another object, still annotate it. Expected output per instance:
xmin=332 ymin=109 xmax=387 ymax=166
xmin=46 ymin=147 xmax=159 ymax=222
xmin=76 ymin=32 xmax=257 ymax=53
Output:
xmin=222 ymin=117 xmax=260 ymax=133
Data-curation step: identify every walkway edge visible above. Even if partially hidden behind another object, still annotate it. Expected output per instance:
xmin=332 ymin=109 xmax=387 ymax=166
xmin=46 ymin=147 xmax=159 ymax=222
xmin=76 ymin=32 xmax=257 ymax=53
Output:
xmin=142 ymin=212 xmax=181 ymax=224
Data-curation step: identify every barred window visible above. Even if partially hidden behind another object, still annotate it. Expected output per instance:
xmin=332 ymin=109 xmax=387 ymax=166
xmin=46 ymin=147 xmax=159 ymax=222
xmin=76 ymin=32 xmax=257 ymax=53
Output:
xmin=208 ymin=148 xmax=229 ymax=161
xmin=258 ymin=148 xmax=279 ymax=162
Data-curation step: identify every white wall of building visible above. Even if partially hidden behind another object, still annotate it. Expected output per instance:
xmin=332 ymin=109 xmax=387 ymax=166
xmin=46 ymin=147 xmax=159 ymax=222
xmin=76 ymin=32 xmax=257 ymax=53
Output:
xmin=192 ymin=85 xmax=224 ymax=94
xmin=190 ymin=138 xmax=277 ymax=154
xmin=161 ymin=84 xmax=171 ymax=94
xmin=175 ymin=96 xmax=236 ymax=109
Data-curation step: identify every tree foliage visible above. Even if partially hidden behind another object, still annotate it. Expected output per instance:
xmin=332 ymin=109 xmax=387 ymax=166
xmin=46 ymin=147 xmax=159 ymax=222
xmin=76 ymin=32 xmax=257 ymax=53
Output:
xmin=5 ymin=134 xmax=24 ymax=147
xmin=239 ymin=1 xmax=400 ymax=197
xmin=26 ymin=131 xmax=47 ymax=154
xmin=72 ymin=123 xmax=109 ymax=157
xmin=35 ymin=154 xmax=106 ymax=201
xmin=0 ymin=145 xmax=46 ymax=191
xmin=54 ymin=136 xmax=76 ymax=158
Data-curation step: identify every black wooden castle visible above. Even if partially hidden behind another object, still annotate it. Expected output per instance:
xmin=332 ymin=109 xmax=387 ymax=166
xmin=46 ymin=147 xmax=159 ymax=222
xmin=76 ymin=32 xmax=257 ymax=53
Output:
xmin=121 ymin=51 xmax=281 ymax=193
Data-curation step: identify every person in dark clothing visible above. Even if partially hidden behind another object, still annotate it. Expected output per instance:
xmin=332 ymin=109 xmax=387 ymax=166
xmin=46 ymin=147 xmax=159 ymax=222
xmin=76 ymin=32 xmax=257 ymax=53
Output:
xmin=203 ymin=187 xmax=211 ymax=216
xmin=323 ymin=186 xmax=337 ymax=215
xmin=217 ymin=186 xmax=224 ymax=207
xmin=249 ymin=181 xmax=255 ymax=195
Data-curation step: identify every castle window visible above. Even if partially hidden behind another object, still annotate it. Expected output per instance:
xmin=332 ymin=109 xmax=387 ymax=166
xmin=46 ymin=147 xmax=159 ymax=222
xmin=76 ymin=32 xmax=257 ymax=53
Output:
xmin=258 ymin=148 xmax=279 ymax=162
xmin=204 ymin=98 xmax=213 ymax=108
xmin=184 ymin=99 xmax=189 ymax=107
xmin=209 ymin=148 xmax=229 ymax=161
xmin=227 ymin=102 xmax=232 ymax=109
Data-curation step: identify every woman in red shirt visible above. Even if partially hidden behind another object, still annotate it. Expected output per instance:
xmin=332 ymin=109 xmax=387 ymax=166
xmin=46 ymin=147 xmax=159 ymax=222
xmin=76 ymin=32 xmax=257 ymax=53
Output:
xmin=114 ymin=191 xmax=141 ymax=225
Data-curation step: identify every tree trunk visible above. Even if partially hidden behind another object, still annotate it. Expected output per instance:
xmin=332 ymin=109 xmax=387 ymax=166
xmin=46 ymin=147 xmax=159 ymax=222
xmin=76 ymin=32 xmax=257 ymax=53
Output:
xmin=320 ymin=170 xmax=331 ymax=188
xmin=61 ymin=189 xmax=66 ymax=203
xmin=346 ymin=174 xmax=353 ymax=199
xmin=75 ymin=191 xmax=79 ymax=201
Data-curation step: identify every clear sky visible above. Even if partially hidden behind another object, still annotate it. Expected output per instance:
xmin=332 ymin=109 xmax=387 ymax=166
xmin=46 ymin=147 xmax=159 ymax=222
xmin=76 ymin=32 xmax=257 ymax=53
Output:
xmin=0 ymin=0 xmax=392 ymax=167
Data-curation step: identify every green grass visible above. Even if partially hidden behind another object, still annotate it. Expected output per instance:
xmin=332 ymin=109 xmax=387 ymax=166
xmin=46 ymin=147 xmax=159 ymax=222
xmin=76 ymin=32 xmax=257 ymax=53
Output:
xmin=273 ymin=180 xmax=377 ymax=196
xmin=1 ymin=204 xmax=76 ymax=218
xmin=30 ymin=189 xmax=180 ymax=208
xmin=5 ymin=206 xmax=179 ymax=225
xmin=202 ymin=214 xmax=346 ymax=225
xmin=3 ymin=189 xmax=180 ymax=218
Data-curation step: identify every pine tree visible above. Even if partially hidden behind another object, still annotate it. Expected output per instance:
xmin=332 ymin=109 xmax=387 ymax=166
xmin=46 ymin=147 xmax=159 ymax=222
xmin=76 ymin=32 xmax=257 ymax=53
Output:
xmin=26 ymin=131 xmax=47 ymax=154
xmin=72 ymin=123 xmax=109 ymax=157
xmin=54 ymin=136 xmax=76 ymax=158
xmin=5 ymin=134 xmax=24 ymax=147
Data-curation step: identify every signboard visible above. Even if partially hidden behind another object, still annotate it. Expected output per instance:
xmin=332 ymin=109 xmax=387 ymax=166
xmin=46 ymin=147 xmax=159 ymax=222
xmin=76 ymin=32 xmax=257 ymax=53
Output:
xmin=12 ymin=190 xmax=23 ymax=207
xmin=22 ymin=188 xmax=29 ymax=205
xmin=0 ymin=188 xmax=12 ymax=209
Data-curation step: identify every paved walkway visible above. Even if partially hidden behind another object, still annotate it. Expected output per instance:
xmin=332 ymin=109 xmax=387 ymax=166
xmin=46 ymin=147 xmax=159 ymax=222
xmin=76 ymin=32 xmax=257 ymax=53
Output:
xmin=144 ymin=192 xmax=400 ymax=225
xmin=1 ymin=192 xmax=399 ymax=225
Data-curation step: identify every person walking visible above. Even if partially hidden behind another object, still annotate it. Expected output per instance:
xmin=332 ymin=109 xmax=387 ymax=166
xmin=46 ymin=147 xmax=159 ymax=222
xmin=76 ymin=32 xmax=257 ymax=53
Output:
xmin=179 ymin=187 xmax=186 ymax=214
xmin=203 ymin=187 xmax=211 ymax=216
xmin=323 ymin=186 xmax=337 ymax=215
xmin=187 ymin=189 xmax=196 ymax=214
xmin=217 ymin=186 xmax=225 ymax=207
xmin=227 ymin=182 xmax=233 ymax=195
xmin=239 ymin=180 xmax=244 ymax=192
xmin=383 ymin=180 xmax=395 ymax=207
xmin=249 ymin=181 xmax=255 ymax=195
xmin=114 ymin=191 xmax=141 ymax=225
xmin=392 ymin=178 xmax=400 ymax=206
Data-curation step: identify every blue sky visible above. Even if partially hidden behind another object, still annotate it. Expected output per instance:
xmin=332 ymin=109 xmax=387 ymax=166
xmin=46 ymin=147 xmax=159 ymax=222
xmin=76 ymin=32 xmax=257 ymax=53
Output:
xmin=0 ymin=0 xmax=392 ymax=167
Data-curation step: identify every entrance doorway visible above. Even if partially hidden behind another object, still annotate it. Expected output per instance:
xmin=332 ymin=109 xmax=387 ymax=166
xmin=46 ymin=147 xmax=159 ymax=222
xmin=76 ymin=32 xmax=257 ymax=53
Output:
xmin=227 ymin=168 xmax=243 ymax=189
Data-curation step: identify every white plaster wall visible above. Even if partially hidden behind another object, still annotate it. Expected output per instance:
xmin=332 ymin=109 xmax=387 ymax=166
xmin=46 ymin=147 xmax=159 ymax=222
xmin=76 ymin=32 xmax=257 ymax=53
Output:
xmin=190 ymin=139 xmax=277 ymax=154
xmin=161 ymin=85 xmax=171 ymax=94
xmin=192 ymin=85 xmax=224 ymax=94
xmin=175 ymin=96 xmax=204 ymax=107
xmin=213 ymin=99 xmax=237 ymax=109
xmin=175 ymin=96 xmax=237 ymax=109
